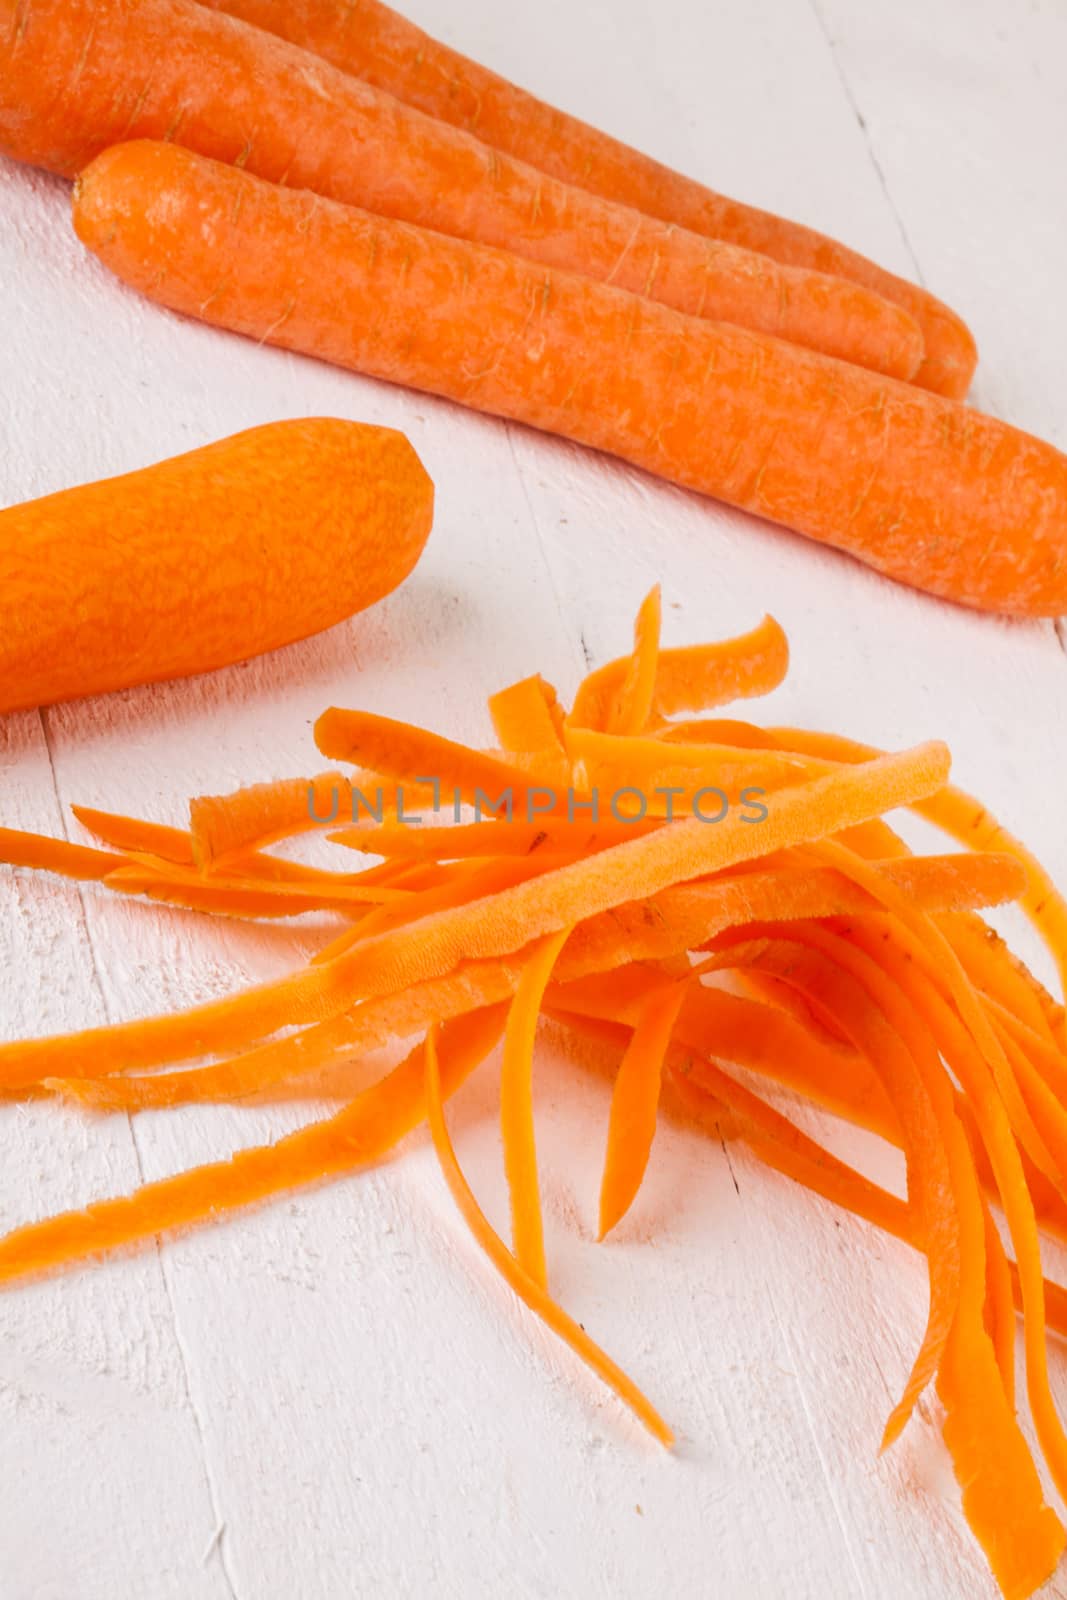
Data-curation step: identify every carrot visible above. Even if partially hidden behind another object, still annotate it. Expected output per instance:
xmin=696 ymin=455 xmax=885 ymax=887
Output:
xmin=189 ymin=772 xmax=438 ymax=865
xmin=568 ymin=615 xmax=788 ymax=732
xmin=7 ymin=592 xmax=1067 ymax=1595
xmin=0 ymin=419 xmax=432 ymax=714
xmin=202 ymin=0 xmax=974 ymax=398
xmin=72 ymin=805 xmax=197 ymax=868
xmin=500 ymin=928 xmax=570 ymax=1286
xmin=488 ymin=676 xmax=565 ymax=755
xmin=0 ymin=1007 xmax=505 ymax=1282
xmin=0 ymin=0 xmax=926 ymax=381
xmin=0 ymin=741 xmax=950 ymax=1094
xmin=424 ymin=1025 xmax=673 ymax=1446
xmin=605 ymin=586 xmax=661 ymax=736
xmin=769 ymin=726 xmax=1067 ymax=1024
xmin=314 ymin=708 xmax=566 ymax=813
xmin=73 ymin=144 xmax=1067 ymax=616
xmin=0 ymin=827 xmax=123 ymax=882
xmin=45 ymin=852 xmax=1011 ymax=1112
xmin=598 ymin=980 xmax=687 ymax=1237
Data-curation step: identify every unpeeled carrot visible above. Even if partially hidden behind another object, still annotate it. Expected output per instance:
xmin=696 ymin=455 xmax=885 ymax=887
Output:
xmin=0 ymin=0 xmax=925 ymax=379
xmin=0 ymin=419 xmax=432 ymax=714
xmin=203 ymin=0 xmax=976 ymax=397
xmin=73 ymin=143 xmax=1067 ymax=616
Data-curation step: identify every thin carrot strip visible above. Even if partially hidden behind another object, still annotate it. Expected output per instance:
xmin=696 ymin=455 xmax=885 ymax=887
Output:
xmin=488 ymin=675 xmax=565 ymax=755
xmin=71 ymin=804 xmax=197 ymax=866
xmin=606 ymin=586 xmax=661 ymax=736
xmin=500 ymin=927 xmax=571 ymax=1287
xmin=981 ymin=1199 xmax=1017 ymax=1411
xmin=0 ymin=826 xmax=124 ymax=882
xmin=0 ymin=1007 xmax=505 ymax=1284
xmin=745 ymin=930 xmax=1063 ymax=1592
xmin=106 ymin=864 xmax=410 ymax=908
xmin=0 ymin=745 xmax=950 ymax=1092
xmin=328 ymin=817 xmax=660 ymax=861
xmin=189 ymin=770 xmax=437 ymax=865
xmin=598 ymin=980 xmax=687 ymax=1237
xmin=945 ymin=913 xmax=1062 ymax=1052
xmin=770 ymin=725 xmax=1067 ymax=1027
xmin=568 ymin=616 xmax=789 ymax=731
xmin=553 ymin=974 xmax=896 ymax=1140
xmin=314 ymin=708 xmax=566 ymax=811
xmin=813 ymin=840 xmax=1067 ymax=1205
xmin=47 ymin=852 xmax=1004 ymax=1111
xmin=424 ymin=1026 xmax=672 ymax=1447
xmin=826 ymin=919 xmax=1067 ymax=1527
xmin=562 ymin=726 xmax=828 ymax=811
xmin=990 ymin=1005 xmax=1067 ymax=1109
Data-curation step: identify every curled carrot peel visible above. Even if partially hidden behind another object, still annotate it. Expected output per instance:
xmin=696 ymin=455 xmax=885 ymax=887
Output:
xmin=5 ymin=597 xmax=1067 ymax=1597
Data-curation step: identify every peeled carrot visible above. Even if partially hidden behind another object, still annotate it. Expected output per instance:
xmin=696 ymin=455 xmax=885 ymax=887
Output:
xmin=0 ymin=0 xmax=926 ymax=379
xmin=74 ymin=143 xmax=1067 ymax=616
xmin=0 ymin=419 xmax=432 ymax=714
xmin=202 ymin=0 xmax=974 ymax=398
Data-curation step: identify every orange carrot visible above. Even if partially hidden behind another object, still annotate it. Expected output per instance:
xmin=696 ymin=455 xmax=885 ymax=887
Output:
xmin=0 ymin=827 xmax=123 ymax=882
xmin=74 ymin=143 xmax=1067 ymax=616
xmin=488 ymin=676 xmax=565 ymax=755
xmin=606 ymin=586 xmax=662 ymax=736
xmin=598 ymin=980 xmax=687 ymax=1238
xmin=0 ymin=1007 xmax=504 ymax=1282
xmin=0 ymin=742 xmax=950 ymax=1093
xmin=0 ymin=419 xmax=432 ymax=714
xmin=768 ymin=725 xmax=1067 ymax=1017
xmin=72 ymin=805 xmax=197 ymax=867
xmin=0 ymin=0 xmax=926 ymax=380
xmin=45 ymin=851 xmax=1012 ymax=1112
xmin=500 ymin=928 xmax=571 ymax=1286
xmin=314 ymin=708 xmax=566 ymax=813
xmin=203 ymin=0 xmax=974 ymax=397
xmin=424 ymin=1025 xmax=673 ymax=1446
xmin=569 ymin=616 xmax=789 ymax=732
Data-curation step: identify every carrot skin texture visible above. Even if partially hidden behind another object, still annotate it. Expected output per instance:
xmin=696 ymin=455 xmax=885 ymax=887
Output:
xmin=202 ymin=0 xmax=973 ymax=397
xmin=0 ymin=419 xmax=433 ymax=714
xmin=0 ymin=0 xmax=922 ymax=379
xmin=74 ymin=144 xmax=1067 ymax=617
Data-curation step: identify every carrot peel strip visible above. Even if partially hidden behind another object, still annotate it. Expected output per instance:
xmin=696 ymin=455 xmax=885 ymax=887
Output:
xmin=501 ymin=926 xmax=571 ymax=1288
xmin=598 ymin=979 xmax=687 ymax=1238
xmin=425 ymin=1025 xmax=673 ymax=1447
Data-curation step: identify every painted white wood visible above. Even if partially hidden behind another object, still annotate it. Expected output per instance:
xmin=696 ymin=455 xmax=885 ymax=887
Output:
xmin=1 ymin=1 xmax=1065 ymax=1596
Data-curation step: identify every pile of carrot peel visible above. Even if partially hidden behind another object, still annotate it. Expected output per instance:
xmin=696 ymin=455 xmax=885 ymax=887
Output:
xmin=3 ymin=591 xmax=1067 ymax=1598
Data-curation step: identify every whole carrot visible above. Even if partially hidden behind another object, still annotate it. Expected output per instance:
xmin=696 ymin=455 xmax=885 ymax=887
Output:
xmin=202 ymin=0 xmax=975 ymax=399
xmin=73 ymin=144 xmax=1067 ymax=616
xmin=0 ymin=0 xmax=921 ymax=379
xmin=0 ymin=419 xmax=432 ymax=714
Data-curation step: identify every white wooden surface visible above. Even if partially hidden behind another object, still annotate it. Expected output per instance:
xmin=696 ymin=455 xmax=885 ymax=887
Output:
xmin=2 ymin=2 xmax=1066 ymax=1595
